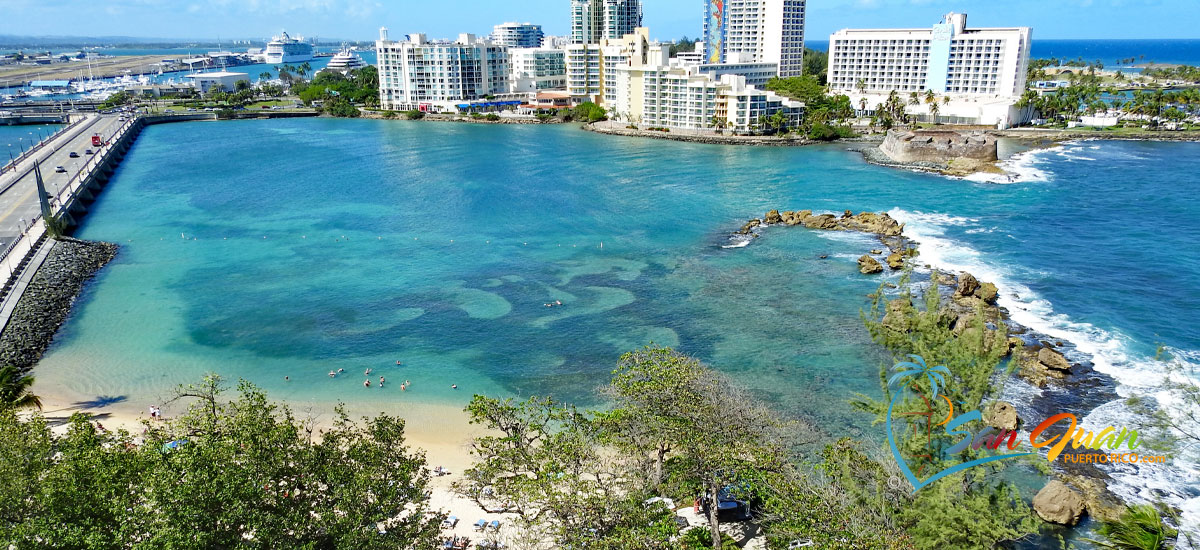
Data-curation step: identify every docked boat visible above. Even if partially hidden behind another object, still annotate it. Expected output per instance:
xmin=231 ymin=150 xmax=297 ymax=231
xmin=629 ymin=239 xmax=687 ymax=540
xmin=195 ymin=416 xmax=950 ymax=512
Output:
xmin=318 ymin=48 xmax=367 ymax=75
xmin=263 ymin=32 xmax=315 ymax=64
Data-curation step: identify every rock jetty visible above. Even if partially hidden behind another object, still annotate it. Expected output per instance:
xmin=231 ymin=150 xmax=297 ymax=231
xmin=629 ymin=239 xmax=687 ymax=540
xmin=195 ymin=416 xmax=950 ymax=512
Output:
xmin=0 ymin=238 xmax=119 ymax=371
xmin=736 ymin=209 xmax=904 ymax=239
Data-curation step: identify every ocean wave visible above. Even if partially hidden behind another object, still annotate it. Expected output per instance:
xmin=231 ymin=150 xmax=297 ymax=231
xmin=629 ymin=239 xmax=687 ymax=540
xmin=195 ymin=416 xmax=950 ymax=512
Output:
xmin=889 ymin=208 xmax=1200 ymax=537
xmin=963 ymin=146 xmax=1059 ymax=184
xmin=721 ymin=235 xmax=753 ymax=249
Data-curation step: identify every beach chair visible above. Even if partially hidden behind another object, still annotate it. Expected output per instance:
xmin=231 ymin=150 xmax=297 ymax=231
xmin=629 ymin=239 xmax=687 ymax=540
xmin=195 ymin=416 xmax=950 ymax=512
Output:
xmin=473 ymin=519 xmax=487 ymax=531
xmin=442 ymin=516 xmax=458 ymax=528
xmin=488 ymin=520 xmax=500 ymax=532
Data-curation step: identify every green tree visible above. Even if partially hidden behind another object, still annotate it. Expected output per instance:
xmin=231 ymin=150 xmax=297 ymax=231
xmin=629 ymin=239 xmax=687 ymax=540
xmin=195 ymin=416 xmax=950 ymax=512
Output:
xmin=573 ymin=101 xmax=607 ymax=123
xmin=0 ymin=365 xmax=40 ymax=410
xmin=0 ymin=375 xmax=442 ymax=548
xmin=605 ymin=347 xmax=793 ymax=550
xmin=454 ymin=395 xmax=678 ymax=548
xmin=1089 ymin=504 xmax=1179 ymax=550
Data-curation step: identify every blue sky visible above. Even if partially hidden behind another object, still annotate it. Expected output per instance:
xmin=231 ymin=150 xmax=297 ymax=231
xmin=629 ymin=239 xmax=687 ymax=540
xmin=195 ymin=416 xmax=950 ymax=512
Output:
xmin=3 ymin=0 xmax=1198 ymax=42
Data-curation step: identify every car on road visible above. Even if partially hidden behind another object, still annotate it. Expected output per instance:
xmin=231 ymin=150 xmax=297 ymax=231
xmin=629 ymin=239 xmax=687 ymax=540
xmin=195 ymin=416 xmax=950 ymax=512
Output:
xmin=54 ymin=166 xmax=67 ymax=173
xmin=69 ymin=152 xmax=79 ymax=158
xmin=84 ymin=149 xmax=93 ymax=155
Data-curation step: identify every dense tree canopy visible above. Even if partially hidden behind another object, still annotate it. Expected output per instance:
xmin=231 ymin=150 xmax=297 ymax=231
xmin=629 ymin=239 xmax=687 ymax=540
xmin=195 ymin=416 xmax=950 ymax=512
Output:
xmin=0 ymin=375 xmax=442 ymax=548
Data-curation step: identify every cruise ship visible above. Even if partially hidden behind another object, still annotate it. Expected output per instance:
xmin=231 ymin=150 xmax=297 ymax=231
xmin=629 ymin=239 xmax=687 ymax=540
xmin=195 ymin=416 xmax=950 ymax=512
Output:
xmin=318 ymin=48 xmax=368 ymax=75
xmin=263 ymin=32 xmax=314 ymax=64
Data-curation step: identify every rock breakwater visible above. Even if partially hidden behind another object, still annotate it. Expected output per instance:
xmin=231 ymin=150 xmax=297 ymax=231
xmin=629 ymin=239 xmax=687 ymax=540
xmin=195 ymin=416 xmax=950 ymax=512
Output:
xmin=0 ymin=238 xmax=118 ymax=371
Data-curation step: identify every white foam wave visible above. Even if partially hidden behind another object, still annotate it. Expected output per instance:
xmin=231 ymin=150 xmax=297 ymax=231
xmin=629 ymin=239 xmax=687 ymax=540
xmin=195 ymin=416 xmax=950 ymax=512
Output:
xmin=963 ymin=146 xmax=1059 ymax=184
xmin=889 ymin=208 xmax=1200 ymax=536
xmin=722 ymin=235 xmax=753 ymax=249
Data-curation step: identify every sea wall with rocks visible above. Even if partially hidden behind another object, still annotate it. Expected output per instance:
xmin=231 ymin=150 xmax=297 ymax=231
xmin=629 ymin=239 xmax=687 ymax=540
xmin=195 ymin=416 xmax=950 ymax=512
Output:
xmin=0 ymin=238 xmax=118 ymax=371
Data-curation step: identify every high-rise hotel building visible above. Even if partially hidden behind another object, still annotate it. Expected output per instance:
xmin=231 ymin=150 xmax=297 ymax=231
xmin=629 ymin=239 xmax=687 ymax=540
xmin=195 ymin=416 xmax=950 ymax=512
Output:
xmin=570 ymin=0 xmax=643 ymax=44
xmin=376 ymin=28 xmax=510 ymax=111
xmin=827 ymin=13 xmax=1031 ymax=97
xmin=703 ymin=0 xmax=807 ymax=77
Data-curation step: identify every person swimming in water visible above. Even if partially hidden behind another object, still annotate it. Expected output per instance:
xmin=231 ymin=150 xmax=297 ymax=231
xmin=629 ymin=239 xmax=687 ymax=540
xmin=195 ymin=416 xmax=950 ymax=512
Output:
xmin=364 ymin=380 xmax=371 ymax=388
xmin=329 ymin=371 xmax=336 ymax=378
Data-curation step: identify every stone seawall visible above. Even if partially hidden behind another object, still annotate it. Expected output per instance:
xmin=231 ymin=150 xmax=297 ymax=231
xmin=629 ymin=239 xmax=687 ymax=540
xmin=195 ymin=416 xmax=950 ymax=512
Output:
xmin=0 ymin=238 xmax=118 ymax=371
xmin=879 ymin=128 xmax=998 ymax=164
xmin=583 ymin=123 xmax=827 ymax=147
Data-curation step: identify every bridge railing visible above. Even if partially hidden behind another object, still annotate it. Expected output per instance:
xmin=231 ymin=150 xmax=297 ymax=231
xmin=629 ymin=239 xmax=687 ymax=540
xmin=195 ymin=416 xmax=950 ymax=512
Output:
xmin=53 ymin=117 xmax=139 ymax=210
xmin=1 ymin=116 xmax=88 ymax=173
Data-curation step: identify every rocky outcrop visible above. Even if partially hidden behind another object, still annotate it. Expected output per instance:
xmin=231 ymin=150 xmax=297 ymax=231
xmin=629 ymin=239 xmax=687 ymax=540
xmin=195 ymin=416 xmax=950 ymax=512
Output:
xmin=739 ymin=210 xmax=904 ymax=239
xmin=886 ymin=252 xmax=905 ymax=270
xmin=0 ymin=238 xmax=119 ymax=371
xmin=1033 ymin=480 xmax=1087 ymax=525
xmin=1059 ymin=474 xmax=1126 ymax=523
xmin=978 ymin=282 xmax=999 ymax=305
xmin=1020 ymin=346 xmax=1076 ymax=386
xmin=858 ymin=255 xmax=883 ymax=275
xmin=954 ymin=273 xmax=981 ymax=298
xmin=984 ymin=401 xmax=1020 ymax=432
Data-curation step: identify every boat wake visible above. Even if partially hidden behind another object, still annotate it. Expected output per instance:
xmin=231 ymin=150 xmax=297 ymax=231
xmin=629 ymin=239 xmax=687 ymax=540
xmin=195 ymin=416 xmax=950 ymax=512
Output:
xmin=889 ymin=208 xmax=1200 ymax=540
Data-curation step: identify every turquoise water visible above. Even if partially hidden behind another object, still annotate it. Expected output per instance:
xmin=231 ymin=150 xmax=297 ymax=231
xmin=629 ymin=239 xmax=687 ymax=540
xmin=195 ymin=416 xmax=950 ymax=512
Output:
xmin=32 ymin=119 xmax=1200 ymax=529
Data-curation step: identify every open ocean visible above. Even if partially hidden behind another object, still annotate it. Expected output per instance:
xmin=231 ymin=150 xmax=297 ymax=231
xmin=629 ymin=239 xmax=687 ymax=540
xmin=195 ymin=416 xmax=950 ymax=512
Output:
xmin=28 ymin=119 xmax=1200 ymax=539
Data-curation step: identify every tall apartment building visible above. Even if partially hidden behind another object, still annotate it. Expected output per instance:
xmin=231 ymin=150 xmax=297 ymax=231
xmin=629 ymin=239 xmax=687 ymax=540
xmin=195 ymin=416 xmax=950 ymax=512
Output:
xmin=510 ymin=47 xmax=567 ymax=92
xmin=570 ymin=0 xmax=643 ymax=44
xmin=376 ymin=28 xmax=510 ymax=111
xmin=574 ymin=28 xmax=803 ymax=132
xmin=827 ymin=12 xmax=1031 ymax=97
xmin=491 ymin=22 xmax=545 ymax=48
xmin=703 ymin=0 xmax=807 ymax=77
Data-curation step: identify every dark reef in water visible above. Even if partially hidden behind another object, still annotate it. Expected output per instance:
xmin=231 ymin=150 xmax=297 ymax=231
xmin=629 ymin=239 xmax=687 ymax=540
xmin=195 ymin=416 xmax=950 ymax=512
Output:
xmin=0 ymin=238 xmax=119 ymax=372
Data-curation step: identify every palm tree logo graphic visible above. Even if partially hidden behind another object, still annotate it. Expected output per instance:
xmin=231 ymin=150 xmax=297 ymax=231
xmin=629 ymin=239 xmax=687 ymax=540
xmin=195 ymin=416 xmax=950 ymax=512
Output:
xmin=885 ymin=355 xmax=1032 ymax=493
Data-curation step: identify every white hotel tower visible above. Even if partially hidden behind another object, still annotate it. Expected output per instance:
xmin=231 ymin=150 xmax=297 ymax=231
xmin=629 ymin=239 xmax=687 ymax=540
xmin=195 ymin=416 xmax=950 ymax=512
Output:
xmin=827 ymin=12 xmax=1031 ymax=97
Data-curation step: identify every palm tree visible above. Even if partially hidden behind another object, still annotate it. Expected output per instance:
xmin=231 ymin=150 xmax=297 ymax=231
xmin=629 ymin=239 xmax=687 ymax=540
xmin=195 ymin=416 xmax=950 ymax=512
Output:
xmin=0 ymin=365 xmax=41 ymax=410
xmin=929 ymin=101 xmax=941 ymax=123
xmin=856 ymin=78 xmax=867 ymax=95
xmin=258 ymin=71 xmax=272 ymax=81
xmin=909 ymin=91 xmax=920 ymax=107
xmin=888 ymin=355 xmax=951 ymax=400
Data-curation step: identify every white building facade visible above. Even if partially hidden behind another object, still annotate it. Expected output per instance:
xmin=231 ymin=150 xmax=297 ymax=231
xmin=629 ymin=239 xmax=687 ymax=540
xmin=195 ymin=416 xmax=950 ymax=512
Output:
xmin=703 ymin=0 xmax=807 ymax=77
xmin=510 ymin=47 xmax=567 ymax=92
xmin=376 ymin=29 xmax=511 ymax=112
xmin=491 ymin=22 xmax=545 ymax=48
xmin=828 ymin=13 xmax=1031 ymax=97
xmin=590 ymin=29 xmax=803 ymax=132
xmin=570 ymin=0 xmax=643 ymax=44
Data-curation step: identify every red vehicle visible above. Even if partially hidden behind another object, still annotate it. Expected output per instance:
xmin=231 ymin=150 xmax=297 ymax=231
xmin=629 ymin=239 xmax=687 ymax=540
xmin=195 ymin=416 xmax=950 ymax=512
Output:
xmin=91 ymin=134 xmax=102 ymax=147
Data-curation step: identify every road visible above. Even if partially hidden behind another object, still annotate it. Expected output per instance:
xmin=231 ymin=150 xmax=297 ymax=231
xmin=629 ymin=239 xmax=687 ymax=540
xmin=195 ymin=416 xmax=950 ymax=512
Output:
xmin=0 ymin=114 xmax=127 ymax=250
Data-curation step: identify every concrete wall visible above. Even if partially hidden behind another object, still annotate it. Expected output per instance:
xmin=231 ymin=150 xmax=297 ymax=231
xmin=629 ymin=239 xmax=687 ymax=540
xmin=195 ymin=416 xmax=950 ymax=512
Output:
xmin=879 ymin=128 xmax=997 ymax=164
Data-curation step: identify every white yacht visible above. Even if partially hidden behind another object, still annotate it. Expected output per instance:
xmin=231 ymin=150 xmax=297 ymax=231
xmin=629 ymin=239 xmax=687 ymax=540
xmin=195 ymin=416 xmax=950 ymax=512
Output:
xmin=263 ymin=32 xmax=314 ymax=64
xmin=319 ymin=48 xmax=367 ymax=75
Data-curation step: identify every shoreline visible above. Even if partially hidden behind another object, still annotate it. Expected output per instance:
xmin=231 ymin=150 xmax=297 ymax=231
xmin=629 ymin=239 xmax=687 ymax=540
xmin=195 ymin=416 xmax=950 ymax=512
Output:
xmin=32 ymin=380 xmax=484 ymax=475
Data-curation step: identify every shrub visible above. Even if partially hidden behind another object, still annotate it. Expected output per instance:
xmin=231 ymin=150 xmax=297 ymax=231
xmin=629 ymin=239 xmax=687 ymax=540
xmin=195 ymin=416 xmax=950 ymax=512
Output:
xmin=404 ymin=110 xmax=425 ymax=120
xmin=680 ymin=527 xmax=738 ymax=550
xmin=484 ymin=113 xmax=501 ymax=122
xmin=382 ymin=110 xmax=397 ymax=119
xmin=806 ymin=123 xmax=856 ymax=141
